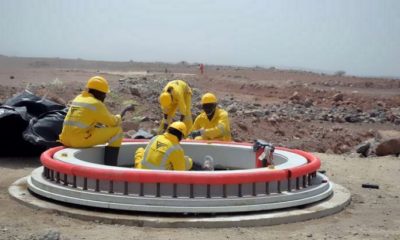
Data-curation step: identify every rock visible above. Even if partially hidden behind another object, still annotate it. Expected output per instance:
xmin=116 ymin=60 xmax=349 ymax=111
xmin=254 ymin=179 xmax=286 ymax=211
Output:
xmin=376 ymin=101 xmax=385 ymax=107
xmin=368 ymin=117 xmax=377 ymax=123
xmin=389 ymin=108 xmax=400 ymax=125
xmin=338 ymin=144 xmax=350 ymax=153
xmin=227 ymin=104 xmax=238 ymax=113
xmin=130 ymin=129 xmax=154 ymax=139
xmin=274 ymin=129 xmax=285 ymax=136
xmin=38 ymin=230 xmax=61 ymax=240
xmin=251 ymin=117 xmax=260 ymax=123
xmin=118 ymin=77 xmax=128 ymax=83
xmin=122 ymin=121 xmax=139 ymax=131
xmin=345 ymin=114 xmax=361 ymax=123
xmin=289 ymin=91 xmax=300 ymax=101
xmin=267 ymin=113 xmax=281 ymax=124
xmin=334 ymin=116 xmax=345 ymax=123
xmin=333 ymin=93 xmax=344 ymax=102
xmin=129 ymin=86 xmax=141 ymax=97
xmin=237 ymin=122 xmax=248 ymax=131
xmin=355 ymin=141 xmax=371 ymax=157
xmin=369 ymin=111 xmax=379 ymax=117
xmin=375 ymin=138 xmax=400 ymax=156
xmin=245 ymin=110 xmax=264 ymax=117
xmin=303 ymin=98 xmax=313 ymax=108
xmin=390 ymin=107 xmax=400 ymax=116
xmin=331 ymin=126 xmax=343 ymax=131
xmin=243 ymin=111 xmax=253 ymax=117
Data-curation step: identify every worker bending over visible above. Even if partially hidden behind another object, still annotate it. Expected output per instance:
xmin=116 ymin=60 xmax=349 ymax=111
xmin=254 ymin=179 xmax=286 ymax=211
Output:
xmin=135 ymin=121 xmax=193 ymax=170
xmin=59 ymin=76 xmax=123 ymax=166
xmin=158 ymin=80 xmax=192 ymax=135
xmin=188 ymin=93 xmax=232 ymax=141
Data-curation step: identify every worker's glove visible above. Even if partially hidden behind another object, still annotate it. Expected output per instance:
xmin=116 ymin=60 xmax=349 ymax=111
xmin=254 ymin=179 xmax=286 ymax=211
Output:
xmin=180 ymin=115 xmax=185 ymax=121
xmin=188 ymin=130 xmax=203 ymax=139
xmin=115 ymin=114 xmax=122 ymax=126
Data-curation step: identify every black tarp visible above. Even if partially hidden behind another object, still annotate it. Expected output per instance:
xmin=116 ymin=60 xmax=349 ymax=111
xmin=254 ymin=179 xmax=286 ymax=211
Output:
xmin=5 ymin=90 xmax=65 ymax=116
xmin=0 ymin=90 xmax=66 ymax=157
xmin=23 ymin=109 xmax=67 ymax=148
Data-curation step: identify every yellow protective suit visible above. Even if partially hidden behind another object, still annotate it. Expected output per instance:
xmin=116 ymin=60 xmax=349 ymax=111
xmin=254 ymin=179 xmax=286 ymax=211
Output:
xmin=191 ymin=107 xmax=232 ymax=141
xmin=134 ymin=133 xmax=192 ymax=170
xmin=59 ymin=91 xmax=123 ymax=148
xmin=159 ymin=80 xmax=193 ymax=134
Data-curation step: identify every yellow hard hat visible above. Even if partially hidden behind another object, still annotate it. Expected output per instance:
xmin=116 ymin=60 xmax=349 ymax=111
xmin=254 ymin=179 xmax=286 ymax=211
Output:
xmin=201 ymin=92 xmax=217 ymax=105
xmin=169 ymin=121 xmax=187 ymax=136
xmin=86 ymin=76 xmax=110 ymax=93
xmin=159 ymin=92 xmax=172 ymax=109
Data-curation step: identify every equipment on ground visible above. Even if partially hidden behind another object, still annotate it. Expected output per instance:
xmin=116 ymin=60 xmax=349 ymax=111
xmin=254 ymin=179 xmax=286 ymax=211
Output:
xmin=253 ymin=139 xmax=275 ymax=167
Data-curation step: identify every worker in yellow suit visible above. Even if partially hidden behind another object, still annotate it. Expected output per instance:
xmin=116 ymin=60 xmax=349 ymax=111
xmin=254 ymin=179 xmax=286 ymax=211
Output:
xmin=158 ymin=80 xmax=192 ymax=135
xmin=188 ymin=93 xmax=232 ymax=141
xmin=59 ymin=76 xmax=123 ymax=166
xmin=135 ymin=121 xmax=193 ymax=170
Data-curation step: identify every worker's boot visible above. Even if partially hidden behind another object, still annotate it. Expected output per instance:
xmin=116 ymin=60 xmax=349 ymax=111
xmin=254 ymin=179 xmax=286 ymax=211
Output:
xmin=104 ymin=146 xmax=120 ymax=166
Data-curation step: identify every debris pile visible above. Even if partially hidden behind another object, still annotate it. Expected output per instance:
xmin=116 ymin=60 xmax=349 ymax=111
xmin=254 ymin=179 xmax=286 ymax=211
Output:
xmin=0 ymin=90 xmax=66 ymax=156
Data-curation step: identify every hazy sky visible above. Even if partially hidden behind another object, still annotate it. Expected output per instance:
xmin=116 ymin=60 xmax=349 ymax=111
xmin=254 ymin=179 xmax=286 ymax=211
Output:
xmin=1 ymin=0 xmax=399 ymax=77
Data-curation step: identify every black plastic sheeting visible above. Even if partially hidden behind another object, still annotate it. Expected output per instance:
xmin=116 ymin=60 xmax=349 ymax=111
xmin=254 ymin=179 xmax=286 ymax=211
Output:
xmin=23 ymin=109 xmax=68 ymax=149
xmin=0 ymin=90 xmax=66 ymax=157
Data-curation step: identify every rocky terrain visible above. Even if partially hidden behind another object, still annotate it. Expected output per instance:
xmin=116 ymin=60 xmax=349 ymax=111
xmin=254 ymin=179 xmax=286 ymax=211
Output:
xmin=0 ymin=56 xmax=399 ymax=239
xmin=2 ymin=55 xmax=399 ymax=155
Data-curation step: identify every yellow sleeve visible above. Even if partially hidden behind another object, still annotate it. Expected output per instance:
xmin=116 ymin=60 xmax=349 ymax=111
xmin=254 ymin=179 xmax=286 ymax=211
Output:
xmin=95 ymin=102 xmax=120 ymax=127
xmin=203 ymin=111 xmax=229 ymax=139
xmin=190 ymin=115 xmax=202 ymax=132
xmin=169 ymin=148 xmax=187 ymax=171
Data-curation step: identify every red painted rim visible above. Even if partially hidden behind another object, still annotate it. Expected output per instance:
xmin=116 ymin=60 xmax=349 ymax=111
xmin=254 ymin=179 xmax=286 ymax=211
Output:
xmin=40 ymin=140 xmax=320 ymax=185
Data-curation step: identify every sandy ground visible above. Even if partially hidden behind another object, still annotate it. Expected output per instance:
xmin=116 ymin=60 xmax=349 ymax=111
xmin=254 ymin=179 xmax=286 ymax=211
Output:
xmin=0 ymin=56 xmax=399 ymax=239
xmin=0 ymin=154 xmax=399 ymax=240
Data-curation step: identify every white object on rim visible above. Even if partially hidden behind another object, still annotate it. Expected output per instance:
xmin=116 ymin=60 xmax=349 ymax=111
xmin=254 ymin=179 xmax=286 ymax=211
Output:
xmin=203 ymin=155 xmax=214 ymax=171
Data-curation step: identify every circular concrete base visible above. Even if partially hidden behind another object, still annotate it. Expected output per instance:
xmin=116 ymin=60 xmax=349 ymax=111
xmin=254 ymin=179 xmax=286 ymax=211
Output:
xmin=9 ymin=176 xmax=351 ymax=228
